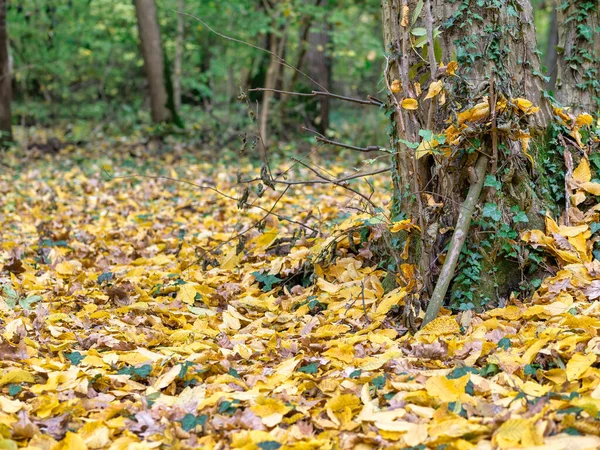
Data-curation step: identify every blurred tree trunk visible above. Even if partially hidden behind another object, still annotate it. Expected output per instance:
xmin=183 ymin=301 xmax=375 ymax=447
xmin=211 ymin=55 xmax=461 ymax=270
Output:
xmin=381 ymin=0 xmax=552 ymax=321
xmin=259 ymin=24 xmax=288 ymax=152
xmin=555 ymin=1 xmax=600 ymax=114
xmin=173 ymin=0 xmax=184 ymax=111
xmin=545 ymin=6 xmax=558 ymax=91
xmin=305 ymin=19 xmax=332 ymax=134
xmin=134 ymin=0 xmax=171 ymax=123
xmin=0 ymin=0 xmax=12 ymax=146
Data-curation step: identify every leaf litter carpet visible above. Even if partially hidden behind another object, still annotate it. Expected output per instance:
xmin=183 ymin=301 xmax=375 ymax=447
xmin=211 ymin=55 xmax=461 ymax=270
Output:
xmin=1 ymin=146 xmax=600 ymax=450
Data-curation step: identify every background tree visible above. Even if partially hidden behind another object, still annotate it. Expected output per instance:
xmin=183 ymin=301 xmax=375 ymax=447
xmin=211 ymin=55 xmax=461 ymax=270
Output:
xmin=134 ymin=0 xmax=171 ymax=123
xmin=0 ymin=0 xmax=12 ymax=145
xmin=555 ymin=0 xmax=599 ymax=114
xmin=173 ymin=0 xmax=184 ymax=111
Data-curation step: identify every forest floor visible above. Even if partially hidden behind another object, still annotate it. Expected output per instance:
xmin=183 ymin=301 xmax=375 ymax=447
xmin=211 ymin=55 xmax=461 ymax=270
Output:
xmin=1 ymin=140 xmax=600 ymax=450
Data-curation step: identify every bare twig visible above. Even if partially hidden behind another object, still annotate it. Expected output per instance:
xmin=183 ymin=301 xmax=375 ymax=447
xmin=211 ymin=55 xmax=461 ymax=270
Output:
xmin=291 ymin=158 xmax=382 ymax=213
xmin=104 ymin=172 xmax=317 ymax=234
xmin=301 ymin=127 xmax=386 ymax=153
xmin=248 ymin=87 xmax=384 ymax=106
xmin=361 ymin=280 xmax=371 ymax=323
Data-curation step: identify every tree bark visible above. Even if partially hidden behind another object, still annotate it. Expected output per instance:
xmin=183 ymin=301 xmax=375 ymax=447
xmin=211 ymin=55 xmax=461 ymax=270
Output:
xmin=259 ymin=25 xmax=288 ymax=152
xmin=381 ymin=0 xmax=553 ymax=322
xmin=545 ymin=6 xmax=558 ymax=91
xmin=134 ymin=0 xmax=171 ymax=123
xmin=555 ymin=1 xmax=600 ymax=115
xmin=173 ymin=0 xmax=184 ymax=111
xmin=0 ymin=0 xmax=12 ymax=145
xmin=305 ymin=19 xmax=332 ymax=134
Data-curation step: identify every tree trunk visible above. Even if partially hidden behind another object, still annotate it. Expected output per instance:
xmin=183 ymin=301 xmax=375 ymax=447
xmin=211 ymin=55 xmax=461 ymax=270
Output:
xmin=555 ymin=1 xmax=600 ymax=115
xmin=259 ymin=26 xmax=287 ymax=152
xmin=173 ymin=0 xmax=184 ymax=111
xmin=0 ymin=0 xmax=12 ymax=146
xmin=134 ymin=0 xmax=171 ymax=123
xmin=545 ymin=6 xmax=558 ymax=91
xmin=305 ymin=19 xmax=332 ymax=134
xmin=381 ymin=0 xmax=553 ymax=323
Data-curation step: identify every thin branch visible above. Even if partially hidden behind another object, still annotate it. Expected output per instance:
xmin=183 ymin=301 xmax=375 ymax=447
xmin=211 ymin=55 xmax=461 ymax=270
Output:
xmin=105 ymin=172 xmax=317 ymax=233
xmin=291 ymin=158 xmax=382 ymax=213
xmin=213 ymin=185 xmax=292 ymax=253
xmin=248 ymin=87 xmax=384 ymax=106
xmin=315 ymin=136 xmax=386 ymax=153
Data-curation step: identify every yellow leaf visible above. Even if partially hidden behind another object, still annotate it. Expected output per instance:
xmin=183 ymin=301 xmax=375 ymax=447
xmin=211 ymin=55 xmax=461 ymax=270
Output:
xmin=446 ymin=61 xmax=458 ymax=76
xmin=416 ymin=315 xmax=460 ymax=341
xmin=78 ymin=422 xmax=111 ymax=449
xmin=176 ymin=283 xmax=198 ymax=305
xmin=576 ymin=113 xmax=593 ymax=127
xmin=416 ymin=138 xmax=439 ymax=160
xmin=573 ymin=158 xmax=591 ymax=183
xmin=254 ymin=228 xmax=278 ymax=251
xmin=314 ymin=324 xmax=350 ymax=338
xmin=0 ymin=396 xmax=24 ymax=413
xmin=458 ymin=102 xmax=489 ymax=124
xmin=425 ymin=375 xmax=470 ymax=402
xmin=493 ymin=418 xmax=543 ymax=448
xmin=566 ymin=353 xmax=596 ymax=381
xmin=554 ymin=106 xmax=572 ymax=124
xmin=220 ymin=247 xmax=242 ymax=271
xmin=375 ymin=290 xmax=407 ymax=318
xmin=0 ymin=369 xmax=35 ymax=386
xmin=327 ymin=394 xmax=360 ymax=412
xmin=323 ymin=343 xmax=355 ymax=363
xmin=389 ymin=219 xmax=419 ymax=233
xmin=154 ymin=364 xmax=181 ymax=390
xmin=579 ymin=181 xmax=600 ymax=197
xmin=53 ymin=432 xmax=88 ymax=450
xmin=424 ymin=80 xmax=443 ymax=100
xmin=251 ymin=397 xmax=292 ymax=427
xmin=513 ymin=98 xmax=539 ymax=114
xmin=391 ymin=79 xmax=402 ymax=93
xmin=401 ymin=98 xmax=418 ymax=110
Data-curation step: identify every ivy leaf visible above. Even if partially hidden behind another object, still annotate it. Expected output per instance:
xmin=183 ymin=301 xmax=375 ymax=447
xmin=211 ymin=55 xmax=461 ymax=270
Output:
xmin=65 ymin=351 xmax=84 ymax=366
xmin=298 ymin=362 xmax=319 ymax=374
xmin=498 ymin=338 xmax=512 ymax=350
xmin=258 ymin=442 xmax=281 ymax=450
xmin=20 ymin=295 xmax=42 ymax=310
xmin=512 ymin=211 xmax=529 ymax=223
xmin=252 ymin=271 xmax=281 ymax=292
xmin=482 ymin=203 xmax=502 ymax=221
xmin=484 ymin=175 xmax=502 ymax=190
